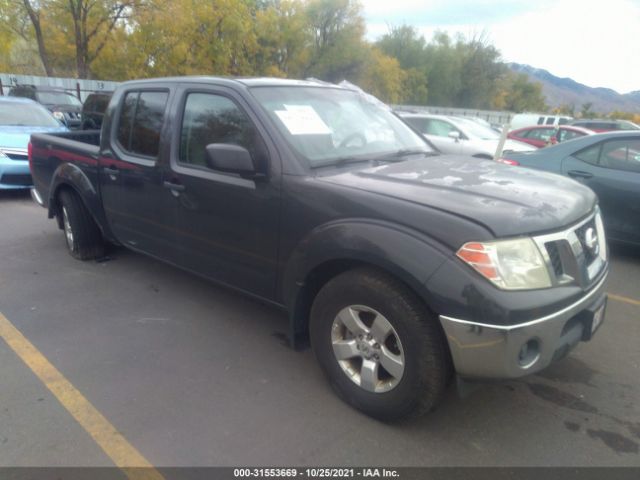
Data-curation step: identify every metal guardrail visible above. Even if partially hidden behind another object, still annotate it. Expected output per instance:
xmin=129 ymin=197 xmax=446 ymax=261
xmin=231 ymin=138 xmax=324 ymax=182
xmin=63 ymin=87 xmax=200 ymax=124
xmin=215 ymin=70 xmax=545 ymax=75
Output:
xmin=393 ymin=104 xmax=513 ymax=125
xmin=0 ymin=73 xmax=120 ymax=102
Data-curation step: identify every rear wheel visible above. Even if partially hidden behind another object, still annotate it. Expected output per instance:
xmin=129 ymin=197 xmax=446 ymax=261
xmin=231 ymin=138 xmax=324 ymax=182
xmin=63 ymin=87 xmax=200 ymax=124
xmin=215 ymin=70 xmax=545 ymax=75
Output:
xmin=310 ymin=268 xmax=449 ymax=421
xmin=59 ymin=189 xmax=105 ymax=260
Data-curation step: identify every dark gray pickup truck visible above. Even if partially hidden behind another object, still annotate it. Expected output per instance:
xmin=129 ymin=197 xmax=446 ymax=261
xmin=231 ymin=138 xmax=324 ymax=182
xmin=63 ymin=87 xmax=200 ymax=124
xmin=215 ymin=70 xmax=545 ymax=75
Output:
xmin=29 ymin=77 xmax=609 ymax=420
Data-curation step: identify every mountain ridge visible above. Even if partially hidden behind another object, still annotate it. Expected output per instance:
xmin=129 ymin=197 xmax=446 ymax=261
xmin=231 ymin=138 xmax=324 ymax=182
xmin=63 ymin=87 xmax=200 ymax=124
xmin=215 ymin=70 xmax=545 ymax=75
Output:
xmin=508 ymin=63 xmax=640 ymax=113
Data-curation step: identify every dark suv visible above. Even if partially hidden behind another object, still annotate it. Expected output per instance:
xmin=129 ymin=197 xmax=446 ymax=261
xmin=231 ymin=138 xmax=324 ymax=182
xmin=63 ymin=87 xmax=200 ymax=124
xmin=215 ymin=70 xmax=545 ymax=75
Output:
xmin=81 ymin=91 xmax=112 ymax=130
xmin=8 ymin=85 xmax=82 ymax=129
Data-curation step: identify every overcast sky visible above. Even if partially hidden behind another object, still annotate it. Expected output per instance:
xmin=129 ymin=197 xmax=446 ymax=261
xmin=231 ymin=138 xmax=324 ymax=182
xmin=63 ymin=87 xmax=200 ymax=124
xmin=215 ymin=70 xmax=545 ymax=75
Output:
xmin=362 ymin=0 xmax=640 ymax=94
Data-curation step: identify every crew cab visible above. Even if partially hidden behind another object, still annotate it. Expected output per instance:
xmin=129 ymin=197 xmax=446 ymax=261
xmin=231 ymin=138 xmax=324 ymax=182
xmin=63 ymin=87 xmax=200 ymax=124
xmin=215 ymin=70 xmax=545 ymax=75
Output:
xmin=29 ymin=77 xmax=609 ymax=420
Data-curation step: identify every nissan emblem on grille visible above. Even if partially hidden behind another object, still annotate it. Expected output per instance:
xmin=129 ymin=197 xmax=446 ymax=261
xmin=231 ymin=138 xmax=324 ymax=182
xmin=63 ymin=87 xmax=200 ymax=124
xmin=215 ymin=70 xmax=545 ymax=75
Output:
xmin=584 ymin=227 xmax=599 ymax=255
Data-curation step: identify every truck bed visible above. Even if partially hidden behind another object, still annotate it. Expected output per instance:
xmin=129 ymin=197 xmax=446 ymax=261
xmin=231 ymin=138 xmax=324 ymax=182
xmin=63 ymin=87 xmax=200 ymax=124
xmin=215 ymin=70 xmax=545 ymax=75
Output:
xmin=29 ymin=130 xmax=102 ymax=211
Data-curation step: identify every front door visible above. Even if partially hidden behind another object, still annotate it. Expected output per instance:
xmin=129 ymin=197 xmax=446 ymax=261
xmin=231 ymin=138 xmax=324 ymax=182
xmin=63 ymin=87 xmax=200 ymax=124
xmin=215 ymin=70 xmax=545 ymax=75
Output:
xmin=162 ymin=85 xmax=281 ymax=300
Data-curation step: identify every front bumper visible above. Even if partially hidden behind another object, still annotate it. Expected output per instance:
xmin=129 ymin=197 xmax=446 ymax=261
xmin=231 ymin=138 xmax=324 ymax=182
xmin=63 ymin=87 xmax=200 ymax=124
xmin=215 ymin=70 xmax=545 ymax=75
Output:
xmin=439 ymin=269 xmax=608 ymax=379
xmin=0 ymin=156 xmax=32 ymax=189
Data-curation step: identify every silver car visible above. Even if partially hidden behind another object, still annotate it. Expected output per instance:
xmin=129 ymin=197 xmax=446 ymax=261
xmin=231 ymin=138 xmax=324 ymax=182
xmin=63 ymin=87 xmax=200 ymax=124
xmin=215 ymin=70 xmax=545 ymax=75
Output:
xmin=399 ymin=113 xmax=534 ymax=158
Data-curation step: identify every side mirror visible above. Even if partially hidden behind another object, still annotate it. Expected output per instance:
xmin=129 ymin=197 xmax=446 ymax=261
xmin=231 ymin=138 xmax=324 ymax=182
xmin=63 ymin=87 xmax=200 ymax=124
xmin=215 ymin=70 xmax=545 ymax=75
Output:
xmin=205 ymin=144 xmax=256 ymax=176
xmin=448 ymin=131 xmax=461 ymax=141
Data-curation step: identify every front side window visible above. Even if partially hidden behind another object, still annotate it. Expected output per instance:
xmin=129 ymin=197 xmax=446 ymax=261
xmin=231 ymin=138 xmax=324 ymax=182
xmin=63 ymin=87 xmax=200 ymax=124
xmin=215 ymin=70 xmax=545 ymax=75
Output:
xmin=424 ymin=119 xmax=459 ymax=137
xmin=179 ymin=93 xmax=257 ymax=168
xmin=116 ymin=90 xmax=169 ymax=158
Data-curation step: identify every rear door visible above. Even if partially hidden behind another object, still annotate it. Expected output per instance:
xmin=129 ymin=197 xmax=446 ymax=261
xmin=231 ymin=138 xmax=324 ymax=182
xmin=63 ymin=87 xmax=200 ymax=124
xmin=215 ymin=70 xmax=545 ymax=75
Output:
xmin=562 ymin=137 xmax=640 ymax=243
xmin=99 ymin=86 xmax=176 ymax=258
xmin=161 ymin=84 xmax=281 ymax=299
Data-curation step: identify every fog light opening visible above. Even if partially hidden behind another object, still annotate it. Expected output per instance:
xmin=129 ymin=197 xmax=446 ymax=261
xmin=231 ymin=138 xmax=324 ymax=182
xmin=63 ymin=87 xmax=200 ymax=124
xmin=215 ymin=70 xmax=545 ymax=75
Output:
xmin=518 ymin=339 xmax=540 ymax=368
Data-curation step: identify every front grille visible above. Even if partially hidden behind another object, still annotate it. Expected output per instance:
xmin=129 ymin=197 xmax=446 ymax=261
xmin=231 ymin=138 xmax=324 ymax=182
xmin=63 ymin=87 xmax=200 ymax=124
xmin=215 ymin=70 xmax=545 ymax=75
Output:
xmin=534 ymin=210 xmax=606 ymax=288
xmin=545 ymin=241 xmax=564 ymax=277
xmin=0 ymin=173 xmax=32 ymax=186
xmin=574 ymin=220 xmax=598 ymax=264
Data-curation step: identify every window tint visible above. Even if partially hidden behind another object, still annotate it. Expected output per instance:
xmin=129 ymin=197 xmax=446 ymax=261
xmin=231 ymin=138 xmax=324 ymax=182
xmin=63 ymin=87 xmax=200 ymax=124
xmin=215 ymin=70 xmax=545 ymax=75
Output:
xmin=574 ymin=143 xmax=601 ymax=165
xmin=545 ymin=117 xmax=555 ymax=125
xmin=559 ymin=129 xmax=584 ymax=142
xmin=116 ymin=92 xmax=137 ymax=151
xmin=131 ymin=92 xmax=168 ymax=157
xmin=424 ymin=119 xmax=459 ymax=137
xmin=179 ymin=93 xmax=256 ymax=168
xmin=116 ymin=91 xmax=168 ymax=157
xmin=525 ymin=128 xmax=555 ymax=141
xmin=537 ymin=117 xmax=544 ymax=125
xmin=600 ymin=139 xmax=640 ymax=173
xmin=403 ymin=117 xmax=429 ymax=133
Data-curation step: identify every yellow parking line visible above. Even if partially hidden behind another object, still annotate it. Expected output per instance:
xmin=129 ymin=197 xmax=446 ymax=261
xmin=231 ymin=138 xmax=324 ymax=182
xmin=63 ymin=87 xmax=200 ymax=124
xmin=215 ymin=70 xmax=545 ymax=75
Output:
xmin=608 ymin=293 xmax=640 ymax=307
xmin=0 ymin=312 xmax=164 ymax=480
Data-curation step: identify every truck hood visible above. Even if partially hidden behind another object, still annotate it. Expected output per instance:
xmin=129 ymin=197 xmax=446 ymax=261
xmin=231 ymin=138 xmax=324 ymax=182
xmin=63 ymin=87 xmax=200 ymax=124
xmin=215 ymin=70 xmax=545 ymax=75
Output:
xmin=317 ymin=155 xmax=596 ymax=238
xmin=0 ymin=125 xmax=68 ymax=149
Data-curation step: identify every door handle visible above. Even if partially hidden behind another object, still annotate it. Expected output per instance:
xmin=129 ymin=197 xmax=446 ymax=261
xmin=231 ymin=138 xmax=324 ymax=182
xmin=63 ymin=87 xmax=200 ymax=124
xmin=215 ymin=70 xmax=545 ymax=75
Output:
xmin=567 ymin=170 xmax=593 ymax=180
xmin=163 ymin=180 xmax=186 ymax=192
xmin=103 ymin=166 xmax=119 ymax=180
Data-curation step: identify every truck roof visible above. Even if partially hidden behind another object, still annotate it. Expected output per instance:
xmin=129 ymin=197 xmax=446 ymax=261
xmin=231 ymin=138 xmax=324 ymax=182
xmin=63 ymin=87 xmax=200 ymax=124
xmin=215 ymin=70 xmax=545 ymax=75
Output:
xmin=119 ymin=76 xmax=344 ymax=89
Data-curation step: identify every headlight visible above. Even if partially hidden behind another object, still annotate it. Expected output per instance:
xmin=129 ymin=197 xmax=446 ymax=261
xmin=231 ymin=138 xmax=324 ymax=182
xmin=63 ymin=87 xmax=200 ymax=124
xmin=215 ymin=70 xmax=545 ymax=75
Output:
xmin=457 ymin=238 xmax=552 ymax=290
xmin=52 ymin=111 xmax=65 ymax=121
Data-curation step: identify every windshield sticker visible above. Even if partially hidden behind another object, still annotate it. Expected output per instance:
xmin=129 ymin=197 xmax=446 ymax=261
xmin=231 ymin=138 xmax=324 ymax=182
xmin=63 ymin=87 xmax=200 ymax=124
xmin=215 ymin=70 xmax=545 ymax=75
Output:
xmin=275 ymin=105 xmax=331 ymax=135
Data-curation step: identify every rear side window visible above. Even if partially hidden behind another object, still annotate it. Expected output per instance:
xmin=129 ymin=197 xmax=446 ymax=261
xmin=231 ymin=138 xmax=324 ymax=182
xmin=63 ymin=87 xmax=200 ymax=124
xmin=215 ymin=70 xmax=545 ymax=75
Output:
xmin=574 ymin=143 xmax=601 ymax=165
xmin=116 ymin=90 xmax=169 ymax=158
xmin=600 ymin=139 xmax=640 ymax=173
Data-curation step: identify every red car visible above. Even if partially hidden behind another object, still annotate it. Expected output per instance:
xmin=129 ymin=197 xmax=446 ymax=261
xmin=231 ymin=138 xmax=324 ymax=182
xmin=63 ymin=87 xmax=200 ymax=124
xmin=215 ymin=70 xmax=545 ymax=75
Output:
xmin=508 ymin=125 xmax=593 ymax=148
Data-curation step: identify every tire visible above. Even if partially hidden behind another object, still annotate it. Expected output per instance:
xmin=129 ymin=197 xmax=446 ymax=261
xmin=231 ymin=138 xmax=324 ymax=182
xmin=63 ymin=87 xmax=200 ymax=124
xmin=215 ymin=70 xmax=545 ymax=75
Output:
xmin=58 ymin=189 xmax=105 ymax=260
xmin=310 ymin=267 xmax=449 ymax=421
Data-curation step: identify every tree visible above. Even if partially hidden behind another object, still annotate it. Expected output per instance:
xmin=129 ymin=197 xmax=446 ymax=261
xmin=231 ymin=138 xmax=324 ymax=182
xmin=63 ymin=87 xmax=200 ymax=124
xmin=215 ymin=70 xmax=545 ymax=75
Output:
xmin=302 ymin=0 xmax=367 ymax=82
xmin=581 ymin=102 xmax=596 ymax=119
xmin=494 ymin=72 xmax=546 ymax=112
xmin=65 ymin=0 xmax=138 ymax=78
xmin=356 ymin=47 xmax=405 ymax=104
xmin=0 ymin=0 xmax=55 ymax=75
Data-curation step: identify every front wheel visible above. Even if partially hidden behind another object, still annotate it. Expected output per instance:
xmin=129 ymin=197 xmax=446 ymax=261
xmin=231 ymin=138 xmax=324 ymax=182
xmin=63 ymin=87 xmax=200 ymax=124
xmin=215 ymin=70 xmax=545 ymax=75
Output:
xmin=310 ymin=268 xmax=450 ymax=421
xmin=59 ymin=189 xmax=105 ymax=260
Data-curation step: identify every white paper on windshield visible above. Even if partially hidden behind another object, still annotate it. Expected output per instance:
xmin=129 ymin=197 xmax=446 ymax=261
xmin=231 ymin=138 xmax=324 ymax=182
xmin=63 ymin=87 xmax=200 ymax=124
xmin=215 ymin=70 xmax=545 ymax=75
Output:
xmin=274 ymin=105 xmax=331 ymax=135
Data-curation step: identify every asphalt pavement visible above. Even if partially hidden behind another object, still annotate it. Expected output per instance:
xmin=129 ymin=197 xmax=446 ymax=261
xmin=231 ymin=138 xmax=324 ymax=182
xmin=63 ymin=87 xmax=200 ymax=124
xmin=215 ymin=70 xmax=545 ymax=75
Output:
xmin=0 ymin=190 xmax=638 ymax=468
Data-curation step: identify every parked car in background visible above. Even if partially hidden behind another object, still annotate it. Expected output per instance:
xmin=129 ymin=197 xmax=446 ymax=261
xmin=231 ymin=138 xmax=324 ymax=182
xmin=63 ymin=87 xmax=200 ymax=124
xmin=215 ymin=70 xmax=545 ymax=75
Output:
xmin=399 ymin=113 xmax=534 ymax=158
xmin=0 ymin=97 xmax=67 ymax=190
xmin=510 ymin=113 xmax=573 ymax=130
xmin=570 ymin=119 xmax=640 ymax=133
xmin=81 ymin=91 xmax=113 ymax=130
xmin=499 ymin=131 xmax=640 ymax=246
xmin=508 ymin=125 xmax=593 ymax=148
xmin=460 ymin=116 xmax=504 ymax=133
xmin=8 ymin=85 xmax=82 ymax=129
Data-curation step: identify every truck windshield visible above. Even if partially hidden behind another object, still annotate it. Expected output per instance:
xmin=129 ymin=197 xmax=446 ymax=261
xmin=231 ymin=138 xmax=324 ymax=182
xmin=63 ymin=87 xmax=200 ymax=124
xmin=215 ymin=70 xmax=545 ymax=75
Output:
xmin=250 ymin=86 xmax=433 ymax=167
xmin=0 ymin=103 xmax=61 ymax=127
